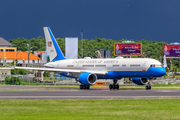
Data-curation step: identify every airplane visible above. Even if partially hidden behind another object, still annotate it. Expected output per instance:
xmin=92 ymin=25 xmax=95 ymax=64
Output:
xmin=15 ymin=27 xmax=166 ymax=90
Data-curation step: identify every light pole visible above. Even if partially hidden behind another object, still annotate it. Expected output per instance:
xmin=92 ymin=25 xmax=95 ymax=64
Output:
xmin=81 ymin=29 xmax=83 ymax=58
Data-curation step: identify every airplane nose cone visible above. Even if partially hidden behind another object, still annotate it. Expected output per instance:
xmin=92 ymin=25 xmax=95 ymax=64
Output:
xmin=160 ymin=67 xmax=166 ymax=76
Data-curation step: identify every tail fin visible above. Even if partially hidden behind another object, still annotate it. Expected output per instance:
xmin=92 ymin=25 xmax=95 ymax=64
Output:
xmin=43 ymin=27 xmax=66 ymax=62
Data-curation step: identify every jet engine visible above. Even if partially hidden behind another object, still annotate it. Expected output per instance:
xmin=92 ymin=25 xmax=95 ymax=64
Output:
xmin=130 ymin=78 xmax=149 ymax=85
xmin=78 ymin=73 xmax=97 ymax=85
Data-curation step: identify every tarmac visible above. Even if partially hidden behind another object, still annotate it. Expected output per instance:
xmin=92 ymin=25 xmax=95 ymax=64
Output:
xmin=0 ymin=85 xmax=180 ymax=99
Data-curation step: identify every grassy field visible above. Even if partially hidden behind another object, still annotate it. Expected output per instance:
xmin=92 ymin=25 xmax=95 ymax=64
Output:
xmin=0 ymin=99 xmax=180 ymax=120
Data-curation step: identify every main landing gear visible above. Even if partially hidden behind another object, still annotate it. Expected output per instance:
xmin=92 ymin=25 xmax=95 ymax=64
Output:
xmin=80 ymin=85 xmax=90 ymax=89
xmin=109 ymin=84 xmax=119 ymax=89
xmin=145 ymin=80 xmax=151 ymax=90
xmin=109 ymin=79 xmax=119 ymax=90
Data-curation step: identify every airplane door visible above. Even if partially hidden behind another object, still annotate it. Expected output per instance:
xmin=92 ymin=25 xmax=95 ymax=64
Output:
xmin=142 ymin=61 xmax=147 ymax=71
xmin=77 ymin=62 xmax=80 ymax=68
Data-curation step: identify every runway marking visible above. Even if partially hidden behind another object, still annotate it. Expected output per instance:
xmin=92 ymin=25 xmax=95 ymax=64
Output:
xmin=155 ymin=90 xmax=179 ymax=92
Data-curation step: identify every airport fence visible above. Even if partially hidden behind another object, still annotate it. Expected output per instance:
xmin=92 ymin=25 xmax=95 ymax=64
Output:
xmin=0 ymin=74 xmax=74 ymax=86
xmin=3 ymin=75 xmax=180 ymax=86
xmin=0 ymin=74 xmax=134 ymax=86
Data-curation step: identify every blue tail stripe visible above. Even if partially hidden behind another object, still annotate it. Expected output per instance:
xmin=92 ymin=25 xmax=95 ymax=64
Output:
xmin=48 ymin=27 xmax=66 ymax=61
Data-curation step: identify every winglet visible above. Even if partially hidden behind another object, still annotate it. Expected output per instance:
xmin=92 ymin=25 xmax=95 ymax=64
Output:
xmin=43 ymin=27 xmax=66 ymax=62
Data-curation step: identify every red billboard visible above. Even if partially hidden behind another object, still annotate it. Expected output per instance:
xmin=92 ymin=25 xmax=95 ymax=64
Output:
xmin=164 ymin=45 xmax=180 ymax=57
xmin=114 ymin=43 xmax=142 ymax=56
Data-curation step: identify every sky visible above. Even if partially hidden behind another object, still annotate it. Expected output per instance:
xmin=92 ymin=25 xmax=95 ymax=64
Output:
xmin=0 ymin=0 xmax=180 ymax=43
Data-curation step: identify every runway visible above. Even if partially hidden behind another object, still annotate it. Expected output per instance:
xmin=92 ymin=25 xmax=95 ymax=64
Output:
xmin=1 ymin=89 xmax=180 ymax=99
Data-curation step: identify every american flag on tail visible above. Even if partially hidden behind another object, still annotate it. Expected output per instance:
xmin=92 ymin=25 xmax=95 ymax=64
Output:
xmin=48 ymin=41 xmax=52 ymax=47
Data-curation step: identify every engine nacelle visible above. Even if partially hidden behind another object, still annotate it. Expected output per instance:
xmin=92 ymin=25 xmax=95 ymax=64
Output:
xmin=78 ymin=73 xmax=97 ymax=85
xmin=130 ymin=78 xmax=149 ymax=85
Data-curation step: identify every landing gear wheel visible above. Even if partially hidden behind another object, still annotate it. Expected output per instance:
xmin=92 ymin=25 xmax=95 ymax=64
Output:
xmin=85 ymin=85 xmax=90 ymax=89
xmin=145 ymin=85 xmax=151 ymax=90
xmin=109 ymin=84 xmax=113 ymax=89
xmin=80 ymin=85 xmax=90 ymax=90
xmin=80 ymin=85 xmax=83 ymax=89
xmin=112 ymin=85 xmax=116 ymax=89
xmin=109 ymin=84 xmax=119 ymax=90
xmin=109 ymin=79 xmax=119 ymax=90
xmin=116 ymin=85 xmax=119 ymax=89
xmin=146 ymin=80 xmax=151 ymax=90
xmin=83 ymin=85 xmax=86 ymax=89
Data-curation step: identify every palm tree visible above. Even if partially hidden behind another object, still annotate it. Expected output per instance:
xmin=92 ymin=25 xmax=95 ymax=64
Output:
xmin=25 ymin=43 xmax=33 ymax=67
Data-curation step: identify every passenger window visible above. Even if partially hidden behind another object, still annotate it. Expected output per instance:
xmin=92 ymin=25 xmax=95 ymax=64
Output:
xmin=122 ymin=65 xmax=126 ymax=67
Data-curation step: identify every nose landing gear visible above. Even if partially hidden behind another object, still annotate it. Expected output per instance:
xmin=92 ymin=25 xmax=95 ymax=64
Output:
xmin=145 ymin=85 xmax=151 ymax=90
xmin=145 ymin=80 xmax=151 ymax=90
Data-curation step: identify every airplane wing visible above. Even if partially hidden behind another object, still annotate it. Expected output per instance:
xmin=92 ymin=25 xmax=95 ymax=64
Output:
xmin=15 ymin=67 xmax=107 ymax=75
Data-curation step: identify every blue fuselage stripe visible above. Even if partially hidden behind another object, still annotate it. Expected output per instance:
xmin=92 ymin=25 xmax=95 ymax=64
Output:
xmin=60 ymin=67 xmax=166 ymax=79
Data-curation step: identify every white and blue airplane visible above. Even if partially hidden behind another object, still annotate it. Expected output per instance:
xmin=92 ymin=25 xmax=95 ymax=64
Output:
xmin=15 ymin=27 xmax=166 ymax=90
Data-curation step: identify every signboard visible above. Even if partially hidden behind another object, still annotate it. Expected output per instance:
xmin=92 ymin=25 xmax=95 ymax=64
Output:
xmin=164 ymin=45 xmax=180 ymax=57
xmin=65 ymin=37 xmax=78 ymax=59
xmin=114 ymin=43 xmax=142 ymax=56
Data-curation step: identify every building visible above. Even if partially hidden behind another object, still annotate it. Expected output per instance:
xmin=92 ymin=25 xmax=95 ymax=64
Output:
xmin=34 ymin=51 xmax=48 ymax=64
xmin=0 ymin=37 xmax=17 ymax=52
xmin=0 ymin=37 xmax=42 ymax=66
xmin=0 ymin=52 xmax=41 ymax=66
xmin=0 ymin=67 xmax=14 ymax=80
xmin=34 ymin=51 xmax=46 ymax=59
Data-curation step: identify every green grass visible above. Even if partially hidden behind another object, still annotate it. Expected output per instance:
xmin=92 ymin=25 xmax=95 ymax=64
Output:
xmin=43 ymin=77 xmax=57 ymax=81
xmin=0 ymin=99 xmax=180 ymax=120
xmin=162 ymin=75 xmax=180 ymax=78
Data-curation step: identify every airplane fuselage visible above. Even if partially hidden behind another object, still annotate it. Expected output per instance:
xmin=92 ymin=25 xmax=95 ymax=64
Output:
xmin=45 ymin=57 xmax=166 ymax=79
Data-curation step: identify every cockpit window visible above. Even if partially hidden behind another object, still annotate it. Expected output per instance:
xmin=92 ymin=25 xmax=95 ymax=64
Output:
xmin=150 ymin=64 xmax=163 ymax=68
xmin=150 ymin=65 xmax=155 ymax=68
xmin=156 ymin=65 xmax=162 ymax=67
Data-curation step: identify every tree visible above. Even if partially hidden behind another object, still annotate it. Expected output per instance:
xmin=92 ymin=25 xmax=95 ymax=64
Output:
xmin=43 ymin=71 xmax=50 ymax=77
xmin=10 ymin=36 xmax=179 ymax=72
xmin=10 ymin=59 xmax=18 ymax=66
